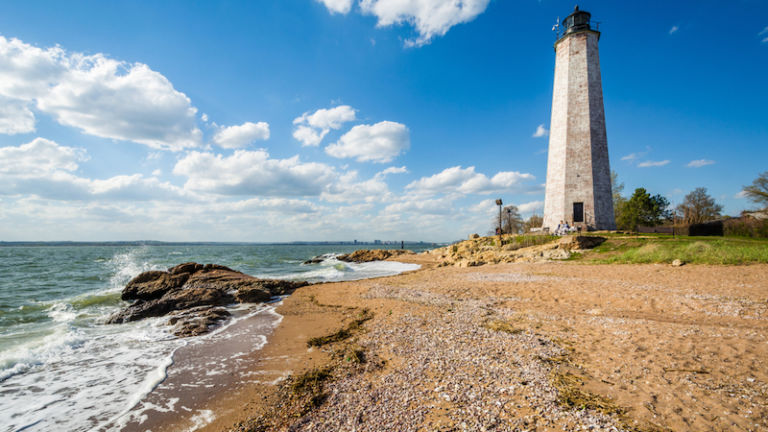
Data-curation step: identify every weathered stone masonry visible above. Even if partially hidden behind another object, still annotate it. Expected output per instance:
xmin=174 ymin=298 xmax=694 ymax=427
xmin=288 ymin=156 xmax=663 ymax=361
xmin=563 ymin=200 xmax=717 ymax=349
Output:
xmin=543 ymin=7 xmax=615 ymax=232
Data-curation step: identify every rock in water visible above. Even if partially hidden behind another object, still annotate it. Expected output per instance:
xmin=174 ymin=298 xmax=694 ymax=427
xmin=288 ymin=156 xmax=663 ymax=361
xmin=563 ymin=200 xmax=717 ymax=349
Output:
xmin=107 ymin=262 xmax=309 ymax=336
xmin=168 ymin=306 xmax=232 ymax=337
xmin=337 ymin=249 xmax=412 ymax=263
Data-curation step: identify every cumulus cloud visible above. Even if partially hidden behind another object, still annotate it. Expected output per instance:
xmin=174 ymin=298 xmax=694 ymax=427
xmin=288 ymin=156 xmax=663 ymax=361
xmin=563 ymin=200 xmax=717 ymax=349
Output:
xmin=532 ymin=124 xmax=549 ymax=138
xmin=518 ymin=200 xmax=544 ymax=214
xmin=359 ymin=0 xmax=491 ymax=47
xmin=406 ymin=166 xmax=535 ymax=196
xmin=0 ymin=36 xmax=201 ymax=150
xmin=293 ymin=105 xmax=356 ymax=147
xmin=213 ymin=121 xmax=270 ymax=149
xmin=469 ymin=199 xmax=498 ymax=216
xmin=384 ymin=196 xmax=454 ymax=215
xmin=221 ymin=197 xmax=320 ymax=214
xmin=0 ymin=137 xmax=87 ymax=176
xmin=687 ymin=159 xmax=715 ymax=168
xmin=669 ymin=25 xmax=679 ymax=34
xmin=317 ymin=0 xmax=354 ymax=14
xmin=379 ymin=166 xmax=408 ymax=176
xmin=0 ymin=138 xmax=187 ymax=201
xmin=173 ymin=149 xmax=336 ymax=196
xmin=0 ymin=96 xmax=35 ymax=134
xmin=326 ymin=121 xmax=409 ymax=163
xmin=638 ymin=160 xmax=670 ymax=168
xmin=321 ymin=170 xmax=391 ymax=203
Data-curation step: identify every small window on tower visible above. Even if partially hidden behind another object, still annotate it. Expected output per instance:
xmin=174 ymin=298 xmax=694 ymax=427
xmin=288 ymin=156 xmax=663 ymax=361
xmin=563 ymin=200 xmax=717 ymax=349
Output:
xmin=573 ymin=202 xmax=584 ymax=223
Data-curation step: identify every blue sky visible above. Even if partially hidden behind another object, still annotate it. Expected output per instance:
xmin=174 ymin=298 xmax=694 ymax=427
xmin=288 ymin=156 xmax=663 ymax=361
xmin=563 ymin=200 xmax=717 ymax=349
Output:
xmin=0 ymin=0 xmax=766 ymax=242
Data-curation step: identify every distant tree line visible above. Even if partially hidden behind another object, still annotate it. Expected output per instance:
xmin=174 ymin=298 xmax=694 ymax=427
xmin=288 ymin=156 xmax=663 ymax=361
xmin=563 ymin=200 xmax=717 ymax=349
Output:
xmin=611 ymin=170 xmax=768 ymax=237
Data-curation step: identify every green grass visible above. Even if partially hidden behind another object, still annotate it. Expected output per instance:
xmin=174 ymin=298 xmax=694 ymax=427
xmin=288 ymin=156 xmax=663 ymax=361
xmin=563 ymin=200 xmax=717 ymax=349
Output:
xmin=571 ymin=235 xmax=768 ymax=265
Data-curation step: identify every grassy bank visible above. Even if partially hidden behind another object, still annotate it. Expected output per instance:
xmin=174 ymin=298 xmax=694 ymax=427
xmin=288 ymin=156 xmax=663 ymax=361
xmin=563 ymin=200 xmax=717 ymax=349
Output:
xmin=570 ymin=234 xmax=768 ymax=265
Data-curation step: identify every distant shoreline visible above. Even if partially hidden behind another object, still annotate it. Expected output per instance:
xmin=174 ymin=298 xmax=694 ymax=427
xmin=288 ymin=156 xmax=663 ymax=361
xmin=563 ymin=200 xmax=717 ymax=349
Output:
xmin=0 ymin=240 xmax=444 ymax=247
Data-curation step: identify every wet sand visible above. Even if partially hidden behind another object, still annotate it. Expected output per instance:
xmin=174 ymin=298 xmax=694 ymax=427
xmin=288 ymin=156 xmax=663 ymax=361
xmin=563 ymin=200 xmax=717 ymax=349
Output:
xmin=144 ymin=255 xmax=768 ymax=431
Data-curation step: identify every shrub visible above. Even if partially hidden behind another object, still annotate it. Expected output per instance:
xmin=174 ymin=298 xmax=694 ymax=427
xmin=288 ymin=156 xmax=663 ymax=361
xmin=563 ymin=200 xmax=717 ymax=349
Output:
xmin=724 ymin=217 xmax=768 ymax=238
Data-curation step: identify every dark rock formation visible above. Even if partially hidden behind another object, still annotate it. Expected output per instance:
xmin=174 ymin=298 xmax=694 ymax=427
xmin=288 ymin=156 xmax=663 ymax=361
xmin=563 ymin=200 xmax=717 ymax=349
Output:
xmin=168 ymin=306 xmax=232 ymax=337
xmin=107 ymin=262 xmax=309 ymax=336
xmin=558 ymin=236 xmax=606 ymax=250
xmin=337 ymin=249 xmax=412 ymax=263
xmin=302 ymin=253 xmax=335 ymax=265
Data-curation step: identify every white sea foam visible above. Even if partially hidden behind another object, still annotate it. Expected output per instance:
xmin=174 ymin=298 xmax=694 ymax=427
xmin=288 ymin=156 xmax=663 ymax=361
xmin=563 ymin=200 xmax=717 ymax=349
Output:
xmin=0 ymin=246 xmax=421 ymax=431
xmin=0 ymin=248 xmax=183 ymax=432
xmin=185 ymin=409 xmax=216 ymax=431
xmin=274 ymin=255 xmax=420 ymax=282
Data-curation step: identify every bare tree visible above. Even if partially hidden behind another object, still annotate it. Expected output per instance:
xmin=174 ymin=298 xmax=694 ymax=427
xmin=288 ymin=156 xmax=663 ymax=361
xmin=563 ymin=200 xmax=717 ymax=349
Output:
xmin=743 ymin=171 xmax=768 ymax=210
xmin=492 ymin=205 xmax=523 ymax=234
xmin=524 ymin=214 xmax=543 ymax=232
xmin=676 ymin=187 xmax=723 ymax=225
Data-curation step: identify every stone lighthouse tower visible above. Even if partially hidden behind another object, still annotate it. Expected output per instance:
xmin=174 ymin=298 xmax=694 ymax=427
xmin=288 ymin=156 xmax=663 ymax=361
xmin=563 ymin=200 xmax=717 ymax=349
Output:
xmin=543 ymin=6 xmax=615 ymax=232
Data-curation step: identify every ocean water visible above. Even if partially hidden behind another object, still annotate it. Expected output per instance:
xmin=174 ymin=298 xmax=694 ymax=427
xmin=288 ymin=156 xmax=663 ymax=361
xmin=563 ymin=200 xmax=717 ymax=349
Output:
xmin=0 ymin=244 xmax=427 ymax=431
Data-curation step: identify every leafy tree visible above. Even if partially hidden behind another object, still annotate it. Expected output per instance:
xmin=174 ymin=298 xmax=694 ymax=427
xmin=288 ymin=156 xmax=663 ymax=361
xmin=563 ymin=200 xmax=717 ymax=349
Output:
xmin=616 ymin=188 xmax=671 ymax=230
xmin=676 ymin=187 xmax=723 ymax=224
xmin=524 ymin=214 xmax=543 ymax=232
xmin=611 ymin=171 xmax=626 ymax=222
xmin=743 ymin=171 xmax=768 ymax=210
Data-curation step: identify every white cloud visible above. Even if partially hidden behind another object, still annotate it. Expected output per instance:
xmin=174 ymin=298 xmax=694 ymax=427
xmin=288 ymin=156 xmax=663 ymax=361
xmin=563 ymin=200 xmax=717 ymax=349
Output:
xmin=0 ymin=137 xmax=87 ymax=176
xmin=638 ymin=160 xmax=670 ymax=168
xmin=687 ymin=159 xmax=715 ymax=168
xmin=0 ymin=36 xmax=201 ymax=150
xmin=379 ymin=166 xmax=408 ymax=176
xmin=405 ymin=166 xmax=535 ymax=196
xmin=317 ymin=0 xmax=354 ymax=14
xmin=384 ymin=196 xmax=454 ymax=215
xmin=621 ymin=153 xmax=638 ymax=161
xmin=532 ymin=124 xmax=548 ymax=138
xmin=295 ymin=105 xmax=357 ymax=130
xmin=518 ymin=200 xmax=544 ymax=214
xmin=221 ymin=197 xmax=320 ymax=214
xmin=326 ymin=121 xmax=409 ymax=163
xmin=469 ymin=199 xmax=497 ymax=216
xmin=669 ymin=25 xmax=679 ymax=34
xmin=734 ymin=190 xmax=748 ymax=199
xmin=760 ymin=26 xmax=768 ymax=43
xmin=293 ymin=105 xmax=357 ymax=147
xmin=213 ymin=121 xmax=270 ymax=149
xmin=321 ymin=170 xmax=391 ymax=203
xmin=0 ymin=138 xmax=188 ymax=201
xmin=0 ymin=96 xmax=35 ymax=134
xmin=173 ymin=149 xmax=336 ymax=196
xmin=292 ymin=125 xmax=326 ymax=147
xmin=359 ymin=0 xmax=491 ymax=47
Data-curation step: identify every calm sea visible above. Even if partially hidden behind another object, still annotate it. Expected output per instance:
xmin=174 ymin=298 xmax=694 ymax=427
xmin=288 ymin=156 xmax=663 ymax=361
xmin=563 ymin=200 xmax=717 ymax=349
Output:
xmin=0 ymin=243 xmax=430 ymax=431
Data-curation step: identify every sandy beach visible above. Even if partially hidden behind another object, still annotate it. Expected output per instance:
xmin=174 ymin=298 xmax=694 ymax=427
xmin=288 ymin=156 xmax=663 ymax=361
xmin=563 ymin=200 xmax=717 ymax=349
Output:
xmin=138 ymin=250 xmax=768 ymax=432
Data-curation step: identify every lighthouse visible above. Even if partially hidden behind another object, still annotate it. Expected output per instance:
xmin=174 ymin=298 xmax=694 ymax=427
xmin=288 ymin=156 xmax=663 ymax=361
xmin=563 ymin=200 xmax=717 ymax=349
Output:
xmin=542 ymin=6 xmax=615 ymax=232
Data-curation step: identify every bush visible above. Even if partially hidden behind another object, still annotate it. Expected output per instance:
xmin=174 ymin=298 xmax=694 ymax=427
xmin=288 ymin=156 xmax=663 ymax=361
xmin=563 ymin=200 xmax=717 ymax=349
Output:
xmin=724 ymin=217 xmax=768 ymax=238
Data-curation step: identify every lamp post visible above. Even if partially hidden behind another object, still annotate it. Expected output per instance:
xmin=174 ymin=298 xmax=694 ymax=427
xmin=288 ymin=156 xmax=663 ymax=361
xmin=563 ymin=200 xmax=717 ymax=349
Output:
xmin=495 ymin=198 xmax=503 ymax=246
